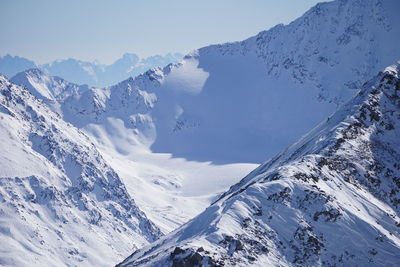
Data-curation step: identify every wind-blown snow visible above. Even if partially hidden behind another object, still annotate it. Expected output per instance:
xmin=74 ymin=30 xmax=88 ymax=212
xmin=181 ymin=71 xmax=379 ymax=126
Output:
xmin=162 ymin=57 xmax=209 ymax=95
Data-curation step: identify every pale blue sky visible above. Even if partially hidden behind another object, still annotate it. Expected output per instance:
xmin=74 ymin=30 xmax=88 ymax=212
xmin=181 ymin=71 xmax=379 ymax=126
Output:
xmin=0 ymin=0 xmax=325 ymax=64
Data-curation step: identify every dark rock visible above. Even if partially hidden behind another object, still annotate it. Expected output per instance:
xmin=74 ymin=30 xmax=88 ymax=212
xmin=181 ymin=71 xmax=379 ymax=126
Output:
xmin=171 ymin=246 xmax=185 ymax=256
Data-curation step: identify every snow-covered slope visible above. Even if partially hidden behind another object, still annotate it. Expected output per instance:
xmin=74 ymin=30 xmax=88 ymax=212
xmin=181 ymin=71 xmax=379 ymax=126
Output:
xmin=11 ymin=67 xmax=160 ymax=134
xmin=118 ymin=63 xmax=400 ymax=266
xmin=90 ymin=140 xmax=257 ymax=234
xmin=0 ymin=76 xmax=161 ymax=266
xmin=10 ymin=67 xmax=258 ymax=234
xmin=147 ymin=0 xmax=400 ymax=163
xmin=58 ymin=69 xmax=257 ymax=233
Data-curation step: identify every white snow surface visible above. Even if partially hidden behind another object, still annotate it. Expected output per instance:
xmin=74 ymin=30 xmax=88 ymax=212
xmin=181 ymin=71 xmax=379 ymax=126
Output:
xmin=84 ymin=121 xmax=257 ymax=233
xmin=118 ymin=62 xmax=400 ymax=267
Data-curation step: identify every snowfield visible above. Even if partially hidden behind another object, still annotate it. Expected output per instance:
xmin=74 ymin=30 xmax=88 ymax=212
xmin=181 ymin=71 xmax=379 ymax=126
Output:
xmin=85 ymin=120 xmax=257 ymax=233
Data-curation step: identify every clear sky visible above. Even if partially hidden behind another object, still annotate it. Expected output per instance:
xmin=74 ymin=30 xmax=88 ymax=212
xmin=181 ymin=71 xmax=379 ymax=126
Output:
xmin=0 ymin=0 xmax=325 ymax=64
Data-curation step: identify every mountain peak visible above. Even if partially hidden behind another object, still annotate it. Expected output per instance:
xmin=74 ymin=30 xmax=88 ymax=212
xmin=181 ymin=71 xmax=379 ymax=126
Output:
xmin=10 ymin=68 xmax=87 ymax=103
xmin=19 ymin=67 xmax=46 ymax=77
xmin=383 ymin=61 xmax=400 ymax=77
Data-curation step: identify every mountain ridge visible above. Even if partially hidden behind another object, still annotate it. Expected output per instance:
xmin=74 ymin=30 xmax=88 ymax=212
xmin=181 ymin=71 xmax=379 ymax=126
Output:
xmin=148 ymin=0 xmax=400 ymax=163
xmin=0 ymin=75 xmax=162 ymax=266
xmin=118 ymin=61 xmax=400 ymax=266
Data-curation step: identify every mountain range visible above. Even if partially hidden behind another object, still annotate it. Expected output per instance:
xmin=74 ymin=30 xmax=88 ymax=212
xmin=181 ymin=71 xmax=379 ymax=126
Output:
xmin=0 ymin=53 xmax=183 ymax=87
xmin=1 ymin=0 xmax=400 ymax=266
xmin=118 ymin=61 xmax=400 ymax=267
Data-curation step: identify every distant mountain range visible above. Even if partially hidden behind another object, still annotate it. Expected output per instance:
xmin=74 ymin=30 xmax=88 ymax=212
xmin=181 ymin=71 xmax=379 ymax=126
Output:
xmin=0 ymin=53 xmax=183 ymax=87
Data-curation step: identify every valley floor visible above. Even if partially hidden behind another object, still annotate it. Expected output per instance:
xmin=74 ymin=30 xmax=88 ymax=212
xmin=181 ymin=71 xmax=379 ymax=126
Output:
xmin=86 ymin=126 xmax=258 ymax=233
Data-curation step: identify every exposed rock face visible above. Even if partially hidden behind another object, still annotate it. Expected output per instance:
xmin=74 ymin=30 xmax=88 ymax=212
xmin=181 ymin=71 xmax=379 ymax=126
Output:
xmin=118 ymin=64 xmax=400 ymax=266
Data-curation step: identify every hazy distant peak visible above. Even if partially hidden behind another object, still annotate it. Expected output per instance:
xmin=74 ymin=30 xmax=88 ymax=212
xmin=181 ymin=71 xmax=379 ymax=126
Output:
xmin=0 ymin=54 xmax=36 ymax=78
xmin=0 ymin=53 xmax=183 ymax=87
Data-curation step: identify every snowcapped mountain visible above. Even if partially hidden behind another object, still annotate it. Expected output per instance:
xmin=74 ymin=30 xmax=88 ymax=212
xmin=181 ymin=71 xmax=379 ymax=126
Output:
xmin=0 ymin=75 xmax=162 ymax=266
xmin=0 ymin=53 xmax=183 ymax=87
xmin=118 ymin=62 xmax=400 ymax=266
xmin=0 ymin=55 xmax=36 ymax=78
xmin=1 ymin=0 xmax=400 ymax=266
xmin=11 ymin=68 xmax=88 ymax=102
xmin=10 ymin=67 xmax=258 ymax=235
xmin=148 ymin=0 xmax=400 ymax=163
xmin=11 ymin=67 xmax=160 ymax=142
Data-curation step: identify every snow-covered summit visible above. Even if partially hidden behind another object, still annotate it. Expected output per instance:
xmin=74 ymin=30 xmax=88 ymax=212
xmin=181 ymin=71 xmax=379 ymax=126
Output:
xmin=11 ymin=68 xmax=89 ymax=102
xmin=118 ymin=63 xmax=400 ymax=266
xmin=194 ymin=0 xmax=399 ymax=93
